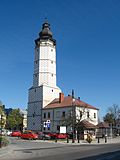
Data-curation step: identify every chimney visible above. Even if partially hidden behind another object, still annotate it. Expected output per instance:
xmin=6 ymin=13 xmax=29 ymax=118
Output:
xmin=59 ymin=93 xmax=64 ymax=103
xmin=78 ymin=97 xmax=80 ymax=100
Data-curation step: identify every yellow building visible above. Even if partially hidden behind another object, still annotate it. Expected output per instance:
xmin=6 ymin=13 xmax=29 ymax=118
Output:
xmin=0 ymin=101 xmax=6 ymax=129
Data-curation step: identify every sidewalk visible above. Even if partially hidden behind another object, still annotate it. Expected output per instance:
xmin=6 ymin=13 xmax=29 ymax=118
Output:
xmin=37 ymin=137 xmax=120 ymax=145
xmin=54 ymin=137 xmax=120 ymax=145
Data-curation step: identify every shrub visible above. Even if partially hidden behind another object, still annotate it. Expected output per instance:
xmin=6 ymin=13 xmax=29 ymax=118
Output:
xmin=0 ymin=136 xmax=9 ymax=147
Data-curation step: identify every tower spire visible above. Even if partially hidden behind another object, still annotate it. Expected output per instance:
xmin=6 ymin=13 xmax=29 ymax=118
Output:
xmin=35 ymin=20 xmax=56 ymax=46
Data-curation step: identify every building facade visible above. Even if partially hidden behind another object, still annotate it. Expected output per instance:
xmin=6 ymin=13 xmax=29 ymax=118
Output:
xmin=42 ymin=93 xmax=99 ymax=133
xmin=27 ymin=20 xmax=99 ymax=133
xmin=20 ymin=109 xmax=27 ymax=131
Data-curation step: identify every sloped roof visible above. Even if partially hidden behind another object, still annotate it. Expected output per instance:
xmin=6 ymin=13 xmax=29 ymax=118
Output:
xmin=45 ymin=95 xmax=98 ymax=110
xmin=97 ymin=122 xmax=109 ymax=128
xmin=79 ymin=120 xmax=97 ymax=129
xmin=20 ymin=109 xmax=27 ymax=115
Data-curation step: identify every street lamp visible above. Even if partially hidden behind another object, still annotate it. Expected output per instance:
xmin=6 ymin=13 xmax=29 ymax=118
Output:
xmin=72 ymin=90 xmax=75 ymax=143
xmin=0 ymin=114 xmax=3 ymax=148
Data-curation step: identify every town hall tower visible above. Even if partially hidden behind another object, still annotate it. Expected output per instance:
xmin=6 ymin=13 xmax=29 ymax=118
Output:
xmin=27 ymin=20 xmax=61 ymax=131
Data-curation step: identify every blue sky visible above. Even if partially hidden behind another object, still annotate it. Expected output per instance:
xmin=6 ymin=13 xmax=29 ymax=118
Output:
xmin=0 ymin=0 xmax=120 ymax=119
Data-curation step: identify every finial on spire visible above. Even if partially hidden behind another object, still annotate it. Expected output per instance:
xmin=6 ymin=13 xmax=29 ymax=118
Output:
xmin=44 ymin=12 xmax=48 ymax=21
xmin=44 ymin=17 xmax=48 ymax=23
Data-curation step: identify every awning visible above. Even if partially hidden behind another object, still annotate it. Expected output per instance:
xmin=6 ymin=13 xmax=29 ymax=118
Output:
xmin=97 ymin=122 xmax=109 ymax=128
xmin=79 ymin=120 xmax=97 ymax=129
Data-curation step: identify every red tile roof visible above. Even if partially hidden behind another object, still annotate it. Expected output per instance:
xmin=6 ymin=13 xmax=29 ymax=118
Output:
xmin=44 ymin=95 xmax=98 ymax=110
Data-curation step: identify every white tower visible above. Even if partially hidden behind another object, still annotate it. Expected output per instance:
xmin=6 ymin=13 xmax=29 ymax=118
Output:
xmin=27 ymin=20 xmax=61 ymax=131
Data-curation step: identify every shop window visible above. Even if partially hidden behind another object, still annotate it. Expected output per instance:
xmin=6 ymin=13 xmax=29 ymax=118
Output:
xmin=44 ymin=113 xmax=46 ymax=118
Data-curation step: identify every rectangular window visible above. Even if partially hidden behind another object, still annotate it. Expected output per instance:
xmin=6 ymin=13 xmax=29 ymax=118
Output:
xmin=56 ymin=111 xmax=60 ymax=118
xmin=44 ymin=113 xmax=46 ymax=119
xmin=80 ymin=111 xmax=82 ymax=118
xmin=62 ymin=111 xmax=65 ymax=117
xmin=87 ymin=111 xmax=89 ymax=118
xmin=94 ymin=113 xmax=96 ymax=118
xmin=48 ymin=112 xmax=50 ymax=118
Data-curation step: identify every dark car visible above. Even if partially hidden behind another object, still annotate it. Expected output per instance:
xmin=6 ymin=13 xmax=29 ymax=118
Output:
xmin=37 ymin=132 xmax=51 ymax=140
xmin=47 ymin=133 xmax=57 ymax=139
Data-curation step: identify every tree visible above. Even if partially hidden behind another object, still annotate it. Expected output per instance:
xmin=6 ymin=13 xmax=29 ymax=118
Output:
xmin=0 ymin=106 xmax=6 ymax=129
xmin=59 ymin=104 xmax=94 ymax=140
xmin=6 ymin=109 xmax=23 ymax=131
xmin=103 ymin=104 xmax=120 ymax=126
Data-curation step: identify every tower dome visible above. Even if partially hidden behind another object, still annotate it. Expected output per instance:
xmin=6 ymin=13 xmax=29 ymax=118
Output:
xmin=39 ymin=20 xmax=53 ymax=38
xmin=35 ymin=19 xmax=56 ymax=46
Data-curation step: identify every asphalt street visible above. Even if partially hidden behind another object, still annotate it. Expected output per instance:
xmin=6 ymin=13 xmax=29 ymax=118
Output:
xmin=0 ymin=137 xmax=120 ymax=160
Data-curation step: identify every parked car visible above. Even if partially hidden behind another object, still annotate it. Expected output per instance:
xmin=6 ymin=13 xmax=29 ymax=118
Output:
xmin=46 ymin=133 xmax=68 ymax=139
xmin=6 ymin=130 xmax=12 ymax=136
xmin=21 ymin=131 xmax=38 ymax=140
xmin=10 ymin=131 xmax=22 ymax=137
xmin=47 ymin=133 xmax=57 ymax=139
xmin=56 ymin=133 xmax=68 ymax=139
xmin=38 ymin=132 xmax=51 ymax=140
xmin=0 ymin=129 xmax=7 ymax=136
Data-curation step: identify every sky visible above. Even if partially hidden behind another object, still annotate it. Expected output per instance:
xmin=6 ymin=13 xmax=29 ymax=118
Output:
xmin=0 ymin=0 xmax=120 ymax=120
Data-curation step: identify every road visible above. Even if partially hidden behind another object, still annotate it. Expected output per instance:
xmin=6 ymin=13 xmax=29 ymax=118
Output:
xmin=0 ymin=137 xmax=120 ymax=160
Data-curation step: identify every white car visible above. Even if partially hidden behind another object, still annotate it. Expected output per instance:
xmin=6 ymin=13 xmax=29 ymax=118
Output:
xmin=6 ymin=130 xmax=12 ymax=136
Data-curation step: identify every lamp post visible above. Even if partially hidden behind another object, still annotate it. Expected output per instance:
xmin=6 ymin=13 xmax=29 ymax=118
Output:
xmin=0 ymin=114 xmax=3 ymax=148
xmin=72 ymin=90 xmax=75 ymax=143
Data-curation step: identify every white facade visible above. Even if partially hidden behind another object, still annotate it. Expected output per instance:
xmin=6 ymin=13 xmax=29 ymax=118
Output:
xmin=42 ymin=106 xmax=98 ymax=133
xmin=76 ymin=106 xmax=98 ymax=125
xmin=27 ymin=21 xmax=61 ymax=131
xmin=33 ymin=40 xmax=57 ymax=87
